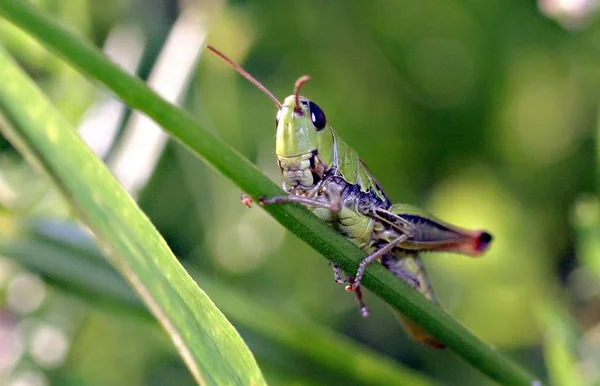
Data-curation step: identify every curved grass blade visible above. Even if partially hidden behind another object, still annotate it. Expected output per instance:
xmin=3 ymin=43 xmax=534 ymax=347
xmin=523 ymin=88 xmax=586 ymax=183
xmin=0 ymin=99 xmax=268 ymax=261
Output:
xmin=0 ymin=1 xmax=542 ymax=384
xmin=0 ymin=48 xmax=265 ymax=386
xmin=0 ymin=217 xmax=437 ymax=386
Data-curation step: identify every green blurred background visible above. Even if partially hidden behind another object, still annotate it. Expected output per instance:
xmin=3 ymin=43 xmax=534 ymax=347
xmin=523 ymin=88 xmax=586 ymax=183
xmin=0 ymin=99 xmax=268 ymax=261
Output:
xmin=1 ymin=0 xmax=600 ymax=385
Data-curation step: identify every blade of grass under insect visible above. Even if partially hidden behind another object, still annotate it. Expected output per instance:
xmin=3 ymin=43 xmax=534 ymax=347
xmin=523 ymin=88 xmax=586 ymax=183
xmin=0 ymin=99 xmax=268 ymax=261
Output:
xmin=0 ymin=1 xmax=541 ymax=384
xmin=0 ymin=216 xmax=436 ymax=386
xmin=0 ymin=48 xmax=265 ymax=386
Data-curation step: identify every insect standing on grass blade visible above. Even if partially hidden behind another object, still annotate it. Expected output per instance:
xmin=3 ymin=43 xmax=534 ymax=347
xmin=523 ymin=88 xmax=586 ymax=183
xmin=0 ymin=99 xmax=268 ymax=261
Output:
xmin=207 ymin=45 xmax=493 ymax=349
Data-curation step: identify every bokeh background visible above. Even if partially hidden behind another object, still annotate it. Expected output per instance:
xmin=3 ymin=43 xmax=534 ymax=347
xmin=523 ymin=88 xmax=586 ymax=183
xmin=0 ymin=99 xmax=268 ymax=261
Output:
xmin=1 ymin=0 xmax=600 ymax=385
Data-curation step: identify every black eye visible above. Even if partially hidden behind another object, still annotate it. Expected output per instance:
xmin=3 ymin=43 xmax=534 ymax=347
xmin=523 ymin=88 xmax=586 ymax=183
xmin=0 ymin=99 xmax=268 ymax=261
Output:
xmin=308 ymin=101 xmax=327 ymax=131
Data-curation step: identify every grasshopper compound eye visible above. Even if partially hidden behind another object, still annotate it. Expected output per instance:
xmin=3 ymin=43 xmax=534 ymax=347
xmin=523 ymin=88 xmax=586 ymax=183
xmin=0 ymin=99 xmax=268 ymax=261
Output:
xmin=308 ymin=101 xmax=327 ymax=131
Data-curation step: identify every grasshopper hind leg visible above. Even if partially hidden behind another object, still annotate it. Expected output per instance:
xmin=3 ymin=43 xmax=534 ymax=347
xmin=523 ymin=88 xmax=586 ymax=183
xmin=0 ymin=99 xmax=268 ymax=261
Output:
xmin=380 ymin=255 xmax=421 ymax=290
xmin=384 ymin=250 xmax=445 ymax=348
xmin=348 ymin=234 xmax=410 ymax=291
xmin=343 ymin=250 xmax=421 ymax=319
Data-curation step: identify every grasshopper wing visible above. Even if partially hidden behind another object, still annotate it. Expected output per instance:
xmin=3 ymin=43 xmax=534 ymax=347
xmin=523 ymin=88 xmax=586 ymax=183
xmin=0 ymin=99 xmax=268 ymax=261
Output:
xmin=388 ymin=204 xmax=492 ymax=256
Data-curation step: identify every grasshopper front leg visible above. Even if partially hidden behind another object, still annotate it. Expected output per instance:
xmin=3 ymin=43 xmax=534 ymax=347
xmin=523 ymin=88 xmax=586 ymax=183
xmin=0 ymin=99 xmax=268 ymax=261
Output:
xmin=241 ymin=191 xmax=341 ymax=210
xmin=259 ymin=184 xmax=343 ymax=212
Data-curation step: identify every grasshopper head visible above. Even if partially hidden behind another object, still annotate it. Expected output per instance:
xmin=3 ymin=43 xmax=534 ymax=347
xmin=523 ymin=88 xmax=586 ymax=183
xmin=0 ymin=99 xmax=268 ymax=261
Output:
xmin=275 ymin=77 xmax=334 ymax=190
xmin=206 ymin=46 xmax=333 ymax=190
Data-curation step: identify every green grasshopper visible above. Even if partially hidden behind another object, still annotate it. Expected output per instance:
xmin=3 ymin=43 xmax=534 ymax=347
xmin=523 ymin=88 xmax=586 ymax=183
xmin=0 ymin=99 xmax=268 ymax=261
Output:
xmin=207 ymin=46 xmax=492 ymax=348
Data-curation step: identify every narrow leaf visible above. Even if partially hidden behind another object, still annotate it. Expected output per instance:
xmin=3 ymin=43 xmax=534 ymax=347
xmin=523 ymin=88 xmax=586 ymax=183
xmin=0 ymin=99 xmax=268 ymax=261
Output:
xmin=0 ymin=47 xmax=266 ymax=386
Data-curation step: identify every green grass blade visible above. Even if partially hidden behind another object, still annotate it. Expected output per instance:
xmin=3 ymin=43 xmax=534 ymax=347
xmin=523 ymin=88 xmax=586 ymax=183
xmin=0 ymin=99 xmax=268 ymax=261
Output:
xmin=0 ymin=216 xmax=437 ymax=386
xmin=0 ymin=48 xmax=266 ymax=386
xmin=0 ymin=1 xmax=541 ymax=384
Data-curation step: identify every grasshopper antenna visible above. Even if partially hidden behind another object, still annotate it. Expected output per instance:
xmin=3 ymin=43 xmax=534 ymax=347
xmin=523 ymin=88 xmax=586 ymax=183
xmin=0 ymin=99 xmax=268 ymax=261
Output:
xmin=206 ymin=45 xmax=282 ymax=110
xmin=294 ymin=75 xmax=311 ymax=114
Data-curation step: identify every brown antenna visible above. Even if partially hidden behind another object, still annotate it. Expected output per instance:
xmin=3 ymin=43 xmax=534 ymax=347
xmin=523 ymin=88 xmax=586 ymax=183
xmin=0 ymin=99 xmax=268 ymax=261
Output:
xmin=206 ymin=45 xmax=282 ymax=110
xmin=294 ymin=75 xmax=311 ymax=114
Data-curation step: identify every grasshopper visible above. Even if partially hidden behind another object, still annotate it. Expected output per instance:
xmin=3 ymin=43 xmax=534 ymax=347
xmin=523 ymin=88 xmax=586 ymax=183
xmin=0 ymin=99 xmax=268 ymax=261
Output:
xmin=207 ymin=46 xmax=492 ymax=348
